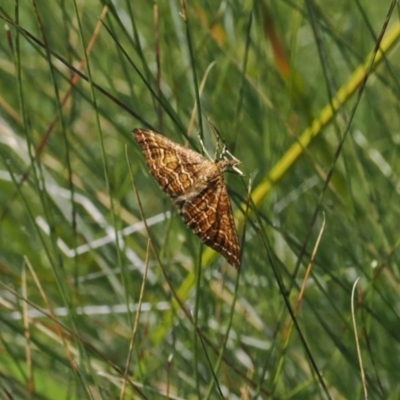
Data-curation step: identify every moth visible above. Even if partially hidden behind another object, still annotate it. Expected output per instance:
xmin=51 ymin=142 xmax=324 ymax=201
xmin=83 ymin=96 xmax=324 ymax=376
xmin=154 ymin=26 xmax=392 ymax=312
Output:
xmin=134 ymin=128 xmax=241 ymax=269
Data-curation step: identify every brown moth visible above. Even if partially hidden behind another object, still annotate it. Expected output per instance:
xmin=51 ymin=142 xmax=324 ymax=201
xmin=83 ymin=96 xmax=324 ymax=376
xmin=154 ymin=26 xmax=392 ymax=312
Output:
xmin=134 ymin=128 xmax=241 ymax=269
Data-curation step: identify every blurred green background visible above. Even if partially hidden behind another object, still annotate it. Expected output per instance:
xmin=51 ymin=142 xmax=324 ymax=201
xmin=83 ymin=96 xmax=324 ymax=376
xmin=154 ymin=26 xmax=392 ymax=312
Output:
xmin=1 ymin=1 xmax=400 ymax=399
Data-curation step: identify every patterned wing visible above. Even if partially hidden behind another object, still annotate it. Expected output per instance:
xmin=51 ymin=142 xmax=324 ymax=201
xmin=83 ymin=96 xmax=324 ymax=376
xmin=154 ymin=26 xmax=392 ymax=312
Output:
xmin=134 ymin=128 xmax=209 ymax=198
xmin=175 ymin=175 xmax=240 ymax=269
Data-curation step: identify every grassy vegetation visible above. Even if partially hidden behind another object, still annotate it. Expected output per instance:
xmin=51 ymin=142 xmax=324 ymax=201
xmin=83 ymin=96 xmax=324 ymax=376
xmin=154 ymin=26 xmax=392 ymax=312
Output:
xmin=1 ymin=0 xmax=400 ymax=398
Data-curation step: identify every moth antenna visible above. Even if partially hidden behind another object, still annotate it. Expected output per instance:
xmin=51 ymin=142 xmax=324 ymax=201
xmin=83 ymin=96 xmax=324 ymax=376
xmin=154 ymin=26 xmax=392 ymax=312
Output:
xmin=197 ymin=132 xmax=213 ymax=161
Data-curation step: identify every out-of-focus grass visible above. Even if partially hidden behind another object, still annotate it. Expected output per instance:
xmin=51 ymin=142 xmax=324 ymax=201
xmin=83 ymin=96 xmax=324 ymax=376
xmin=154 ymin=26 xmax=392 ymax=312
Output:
xmin=0 ymin=1 xmax=400 ymax=398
